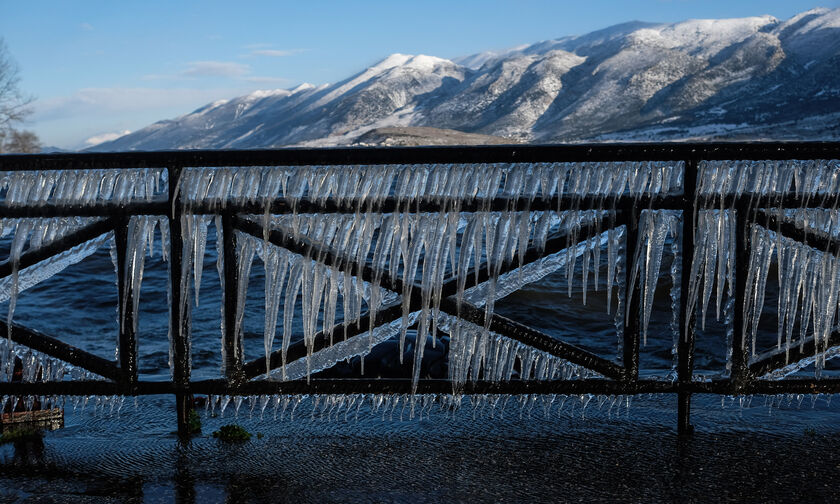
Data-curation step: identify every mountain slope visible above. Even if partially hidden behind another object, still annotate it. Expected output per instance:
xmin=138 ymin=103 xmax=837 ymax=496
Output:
xmin=93 ymin=7 xmax=840 ymax=151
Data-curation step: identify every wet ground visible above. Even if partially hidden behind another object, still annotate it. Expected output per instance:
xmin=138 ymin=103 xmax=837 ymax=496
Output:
xmin=2 ymin=393 xmax=840 ymax=503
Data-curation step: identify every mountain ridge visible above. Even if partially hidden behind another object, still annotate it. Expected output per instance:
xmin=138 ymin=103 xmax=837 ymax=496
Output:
xmin=92 ymin=8 xmax=840 ymax=151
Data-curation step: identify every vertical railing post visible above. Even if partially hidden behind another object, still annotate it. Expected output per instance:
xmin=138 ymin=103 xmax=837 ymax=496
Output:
xmin=168 ymin=166 xmax=193 ymax=436
xmin=677 ymin=159 xmax=698 ymax=436
xmin=622 ymin=212 xmax=640 ymax=382
xmin=730 ymin=199 xmax=751 ymax=390
xmin=222 ymin=213 xmax=244 ymax=383
xmin=115 ymin=216 xmax=138 ymax=390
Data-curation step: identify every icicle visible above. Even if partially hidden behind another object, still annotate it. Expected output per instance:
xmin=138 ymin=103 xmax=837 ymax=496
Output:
xmin=214 ymin=216 xmax=226 ymax=371
xmin=232 ymin=232 xmax=256 ymax=373
xmin=259 ymin=245 xmax=289 ymax=378
xmin=192 ymin=215 xmax=210 ymax=306
xmin=282 ymin=256 xmax=304 ymax=380
xmin=669 ymin=216 xmax=681 ymax=370
xmin=626 ymin=211 xmax=677 ymax=344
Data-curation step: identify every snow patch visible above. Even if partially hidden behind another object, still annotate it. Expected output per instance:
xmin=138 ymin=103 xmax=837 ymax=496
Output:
xmin=84 ymin=130 xmax=131 ymax=146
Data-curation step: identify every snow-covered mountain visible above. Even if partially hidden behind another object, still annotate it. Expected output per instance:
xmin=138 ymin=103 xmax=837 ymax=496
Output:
xmin=93 ymin=8 xmax=840 ymax=151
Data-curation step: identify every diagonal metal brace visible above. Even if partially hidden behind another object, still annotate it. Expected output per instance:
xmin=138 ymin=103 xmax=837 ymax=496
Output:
xmin=0 ymin=320 xmax=119 ymax=381
xmin=234 ymin=214 xmax=623 ymax=380
xmin=439 ymin=216 xmax=620 ymax=299
xmin=0 ymin=217 xmax=118 ymax=279
xmin=756 ymin=209 xmax=840 ymax=256
xmin=241 ymin=302 xmax=405 ymax=380
xmin=748 ymin=331 xmax=840 ymax=378
xmin=437 ymin=297 xmax=624 ymax=379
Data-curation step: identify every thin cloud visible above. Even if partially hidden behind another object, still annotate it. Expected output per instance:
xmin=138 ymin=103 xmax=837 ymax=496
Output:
xmin=243 ymin=76 xmax=291 ymax=85
xmin=240 ymin=45 xmax=307 ymax=58
xmin=32 ymin=87 xmax=247 ymax=122
xmin=143 ymin=59 xmax=290 ymax=84
xmin=251 ymin=49 xmax=304 ymax=57
xmin=140 ymin=73 xmax=180 ymax=81
xmin=31 ymin=86 xmax=258 ymax=148
xmin=80 ymin=22 xmax=94 ymax=31
xmin=181 ymin=61 xmax=250 ymax=78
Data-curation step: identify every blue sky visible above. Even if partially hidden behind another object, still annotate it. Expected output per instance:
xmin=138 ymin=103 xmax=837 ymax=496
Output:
xmin=1 ymin=1 xmax=836 ymax=149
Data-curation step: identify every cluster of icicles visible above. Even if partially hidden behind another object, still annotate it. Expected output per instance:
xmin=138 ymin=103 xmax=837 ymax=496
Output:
xmin=202 ymin=393 xmax=635 ymax=422
xmin=0 ymin=338 xmax=88 ymax=383
xmin=1 ymin=159 xmax=840 ymax=402
xmin=0 ymin=394 xmax=128 ymax=418
xmin=692 ymin=160 xmax=840 ymax=377
xmin=723 ymin=392 xmax=838 ymax=412
xmin=175 ymin=160 xmax=684 ymax=390
xmin=241 ymin=210 xmax=613 ymax=387
xmin=5 ymin=390 xmax=837 ymax=421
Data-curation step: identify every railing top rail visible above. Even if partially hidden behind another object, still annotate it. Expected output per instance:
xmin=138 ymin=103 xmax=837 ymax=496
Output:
xmin=1 ymin=141 xmax=840 ymax=171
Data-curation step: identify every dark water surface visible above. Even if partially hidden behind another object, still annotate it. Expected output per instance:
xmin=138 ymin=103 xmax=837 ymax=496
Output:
xmin=2 ymin=227 xmax=840 ymax=502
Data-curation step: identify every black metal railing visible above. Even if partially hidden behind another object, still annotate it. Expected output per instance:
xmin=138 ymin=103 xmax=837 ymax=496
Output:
xmin=1 ymin=142 xmax=840 ymax=436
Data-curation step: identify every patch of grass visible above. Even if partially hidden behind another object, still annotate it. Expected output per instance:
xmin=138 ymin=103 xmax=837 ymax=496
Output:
xmin=0 ymin=427 xmax=43 ymax=445
xmin=212 ymin=424 xmax=251 ymax=442
xmin=187 ymin=410 xmax=202 ymax=435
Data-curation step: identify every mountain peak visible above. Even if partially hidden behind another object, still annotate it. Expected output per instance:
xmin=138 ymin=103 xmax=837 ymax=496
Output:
xmin=290 ymin=83 xmax=316 ymax=93
xmin=371 ymin=53 xmax=415 ymax=71
xmin=777 ymin=6 xmax=840 ymax=35
xmin=403 ymin=54 xmax=456 ymax=70
xmin=243 ymin=89 xmax=291 ymax=101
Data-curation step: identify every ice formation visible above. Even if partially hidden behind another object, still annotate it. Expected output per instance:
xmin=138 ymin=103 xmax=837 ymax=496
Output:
xmin=202 ymin=391 xmax=633 ymax=423
xmin=1 ymin=168 xmax=164 ymax=207
xmin=176 ymin=161 xmax=681 ymax=390
xmin=1 ymin=157 xmax=840 ymax=413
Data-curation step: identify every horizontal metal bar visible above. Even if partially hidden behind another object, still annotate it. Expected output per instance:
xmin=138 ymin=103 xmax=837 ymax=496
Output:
xmin=216 ymin=194 xmax=840 ymax=216
xmin=190 ymin=378 xmax=676 ymax=395
xmin=0 ymin=378 xmax=669 ymax=396
xmin=0 ymin=321 xmax=119 ymax=381
xmin=190 ymin=194 xmax=680 ymax=214
xmin=700 ymin=193 xmax=840 ymax=211
xmin=1 ymin=142 xmax=839 ymax=171
xmin=0 ymin=217 xmax=117 ymax=279
xmin=5 ymin=192 xmax=840 ymax=219
xmin=0 ymin=195 xmax=675 ymax=218
xmin=2 ymin=377 xmax=840 ymax=396
xmin=0 ymin=200 xmax=169 ymax=218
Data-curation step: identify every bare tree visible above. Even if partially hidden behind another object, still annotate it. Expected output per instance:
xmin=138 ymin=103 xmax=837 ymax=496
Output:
xmin=0 ymin=37 xmax=39 ymax=153
xmin=2 ymin=129 xmax=40 ymax=153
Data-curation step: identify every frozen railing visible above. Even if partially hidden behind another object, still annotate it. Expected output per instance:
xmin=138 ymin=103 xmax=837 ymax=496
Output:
xmin=0 ymin=142 xmax=839 ymax=436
